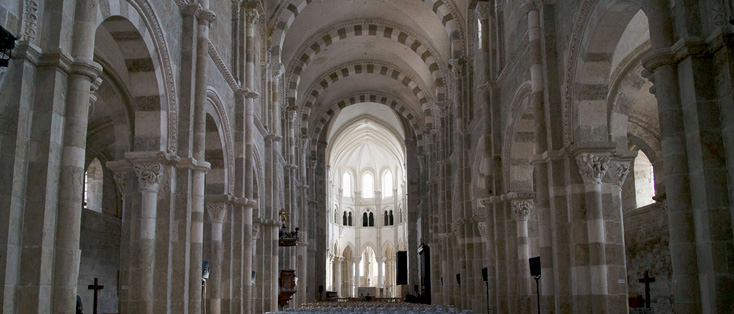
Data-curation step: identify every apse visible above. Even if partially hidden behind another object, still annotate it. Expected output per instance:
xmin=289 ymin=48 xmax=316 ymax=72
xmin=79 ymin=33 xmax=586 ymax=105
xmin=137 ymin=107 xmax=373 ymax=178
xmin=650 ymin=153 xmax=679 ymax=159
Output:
xmin=324 ymin=103 xmax=408 ymax=298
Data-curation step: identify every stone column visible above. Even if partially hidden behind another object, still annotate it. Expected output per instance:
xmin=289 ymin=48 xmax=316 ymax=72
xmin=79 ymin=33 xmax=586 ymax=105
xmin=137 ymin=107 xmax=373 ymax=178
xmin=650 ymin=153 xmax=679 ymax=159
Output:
xmin=378 ymin=256 xmax=385 ymax=294
xmin=353 ymin=257 xmax=361 ymax=297
xmin=641 ymin=3 xmax=698 ymax=312
xmin=206 ymin=202 xmax=228 ymax=314
xmin=512 ymin=199 xmax=533 ymax=306
xmin=296 ymin=241 xmax=308 ymax=305
xmin=190 ymin=2 xmax=217 ymax=312
xmin=243 ymin=200 xmax=256 ymax=314
xmin=130 ymin=157 xmax=163 ymax=314
xmin=575 ymin=153 xmax=611 ymax=313
xmin=0 ymin=40 xmax=41 ymax=314
xmin=334 ymin=257 xmax=343 ymax=296
xmin=51 ymin=0 xmax=102 ymax=312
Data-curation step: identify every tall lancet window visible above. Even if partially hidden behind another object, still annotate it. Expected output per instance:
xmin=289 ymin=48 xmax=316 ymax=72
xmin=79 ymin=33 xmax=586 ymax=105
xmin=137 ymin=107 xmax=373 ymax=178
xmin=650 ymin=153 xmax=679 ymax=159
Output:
xmin=383 ymin=171 xmax=393 ymax=197
xmin=362 ymin=172 xmax=374 ymax=198
xmin=342 ymin=172 xmax=352 ymax=195
xmin=634 ymin=150 xmax=655 ymax=207
xmin=84 ymin=158 xmax=104 ymax=213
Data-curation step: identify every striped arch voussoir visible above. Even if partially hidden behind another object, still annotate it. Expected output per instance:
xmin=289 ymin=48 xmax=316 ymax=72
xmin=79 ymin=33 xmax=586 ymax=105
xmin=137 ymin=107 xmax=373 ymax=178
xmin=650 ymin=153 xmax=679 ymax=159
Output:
xmin=286 ymin=20 xmax=447 ymax=105
xmin=308 ymin=93 xmax=425 ymax=150
xmin=270 ymin=0 xmax=465 ymax=61
xmin=293 ymin=61 xmax=435 ymax=136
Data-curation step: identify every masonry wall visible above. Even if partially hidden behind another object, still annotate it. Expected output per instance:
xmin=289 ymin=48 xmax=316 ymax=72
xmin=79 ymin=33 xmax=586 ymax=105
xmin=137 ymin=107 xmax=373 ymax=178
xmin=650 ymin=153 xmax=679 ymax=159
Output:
xmin=77 ymin=209 xmax=122 ymax=314
xmin=623 ymin=201 xmax=673 ymax=313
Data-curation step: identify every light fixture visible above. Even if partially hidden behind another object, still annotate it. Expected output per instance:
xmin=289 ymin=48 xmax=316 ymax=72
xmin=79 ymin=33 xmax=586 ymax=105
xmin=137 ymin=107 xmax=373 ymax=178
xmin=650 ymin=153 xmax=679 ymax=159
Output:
xmin=0 ymin=26 xmax=17 ymax=67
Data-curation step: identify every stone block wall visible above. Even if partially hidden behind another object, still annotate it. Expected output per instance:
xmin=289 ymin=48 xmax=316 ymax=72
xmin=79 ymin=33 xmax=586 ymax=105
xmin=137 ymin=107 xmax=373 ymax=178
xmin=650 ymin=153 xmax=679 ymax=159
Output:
xmin=77 ymin=209 xmax=122 ymax=314
xmin=623 ymin=201 xmax=672 ymax=313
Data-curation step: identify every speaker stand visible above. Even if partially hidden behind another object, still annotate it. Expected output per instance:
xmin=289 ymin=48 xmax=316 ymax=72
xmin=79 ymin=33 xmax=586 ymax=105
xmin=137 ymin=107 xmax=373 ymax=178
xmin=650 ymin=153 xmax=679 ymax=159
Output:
xmin=534 ymin=275 xmax=541 ymax=314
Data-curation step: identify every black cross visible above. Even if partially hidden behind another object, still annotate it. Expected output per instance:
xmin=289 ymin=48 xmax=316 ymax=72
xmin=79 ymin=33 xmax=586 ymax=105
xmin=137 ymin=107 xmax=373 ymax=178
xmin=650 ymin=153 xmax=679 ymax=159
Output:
xmin=638 ymin=270 xmax=656 ymax=309
xmin=88 ymin=278 xmax=104 ymax=314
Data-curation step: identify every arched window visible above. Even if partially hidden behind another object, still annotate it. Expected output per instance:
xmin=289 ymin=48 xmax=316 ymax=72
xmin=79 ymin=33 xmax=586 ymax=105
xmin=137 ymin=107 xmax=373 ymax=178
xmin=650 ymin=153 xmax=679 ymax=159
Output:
xmin=634 ymin=150 xmax=655 ymax=207
xmin=389 ymin=210 xmax=394 ymax=226
xmin=342 ymin=172 xmax=352 ymax=195
xmin=383 ymin=171 xmax=393 ymax=197
xmin=363 ymin=212 xmax=368 ymax=227
xmin=477 ymin=19 xmax=483 ymax=48
xmin=343 ymin=212 xmax=347 ymax=226
xmin=368 ymin=212 xmax=374 ymax=227
xmin=384 ymin=211 xmax=389 ymax=226
xmin=84 ymin=158 xmax=104 ymax=213
xmin=348 ymin=212 xmax=353 ymax=226
xmin=362 ymin=172 xmax=374 ymax=198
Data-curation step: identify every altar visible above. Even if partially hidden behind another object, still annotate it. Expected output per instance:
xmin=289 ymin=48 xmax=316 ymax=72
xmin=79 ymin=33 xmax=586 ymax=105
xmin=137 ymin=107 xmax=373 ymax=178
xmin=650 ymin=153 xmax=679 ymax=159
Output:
xmin=357 ymin=287 xmax=378 ymax=298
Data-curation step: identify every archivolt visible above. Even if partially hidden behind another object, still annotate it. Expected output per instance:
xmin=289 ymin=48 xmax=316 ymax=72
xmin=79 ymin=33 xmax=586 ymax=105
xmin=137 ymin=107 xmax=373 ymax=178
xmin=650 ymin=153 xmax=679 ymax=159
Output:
xmin=285 ymin=20 xmax=448 ymax=104
xmin=308 ymin=92 xmax=426 ymax=153
xmin=269 ymin=0 xmax=465 ymax=61
xmin=296 ymin=61 xmax=435 ymax=134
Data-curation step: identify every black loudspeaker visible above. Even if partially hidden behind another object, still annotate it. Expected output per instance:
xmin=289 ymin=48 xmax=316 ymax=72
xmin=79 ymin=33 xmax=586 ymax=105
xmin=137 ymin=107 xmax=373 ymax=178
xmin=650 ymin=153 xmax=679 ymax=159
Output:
xmin=456 ymin=273 xmax=461 ymax=285
xmin=396 ymin=251 xmax=408 ymax=285
xmin=529 ymin=256 xmax=541 ymax=277
xmin=482 ymin=267 xmax=488 ymax=282
xmin=319 ymin=285 xmax=324 ymax=293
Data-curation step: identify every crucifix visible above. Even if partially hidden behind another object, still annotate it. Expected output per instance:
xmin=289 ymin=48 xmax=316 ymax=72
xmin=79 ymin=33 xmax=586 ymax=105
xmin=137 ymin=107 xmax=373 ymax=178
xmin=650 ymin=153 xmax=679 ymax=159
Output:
xmin=638 ymin=270 xmax=655 ymax=308
xmin=88 ymin=277 xmax=104 ymax=314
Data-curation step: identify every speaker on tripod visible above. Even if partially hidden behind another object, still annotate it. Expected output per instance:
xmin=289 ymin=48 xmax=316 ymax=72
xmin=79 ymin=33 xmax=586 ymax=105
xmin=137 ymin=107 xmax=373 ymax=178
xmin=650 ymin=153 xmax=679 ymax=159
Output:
xmin=529 ymin=257 xmax=541 ymax=314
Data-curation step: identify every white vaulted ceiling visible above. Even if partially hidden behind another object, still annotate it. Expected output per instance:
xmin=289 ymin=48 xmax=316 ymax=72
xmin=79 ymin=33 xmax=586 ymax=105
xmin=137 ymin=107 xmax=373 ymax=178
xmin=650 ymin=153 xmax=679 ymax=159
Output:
xmin=328 ymin=103 xmax=405 ymax=189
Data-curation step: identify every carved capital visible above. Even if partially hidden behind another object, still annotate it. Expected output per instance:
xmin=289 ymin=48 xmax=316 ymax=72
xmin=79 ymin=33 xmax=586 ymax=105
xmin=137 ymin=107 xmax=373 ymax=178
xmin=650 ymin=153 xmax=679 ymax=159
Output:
xmin=287 ymin=108 xmax=299 ymax=122
xmin=512 ymin=200 xmax=534 ymax=221
xmin=611 ymin=161 xmax=631 ymax=187
xmin=182 ymin=3 xmax=202 ymax=16
xmin=477 ymin=222 xmax=487 ymax=237
xmin=206 ymin=202 xmax=228 ymax=223
xmin=134 ymin=162 xmax=162 ymax=190
xmin=245 ymin=9 xmax=260 ymax=25
xmin=252 ymin=223 xmax=261 ymax=240
xmin=448 ymin=58 xmax=463 ymax=79
xmin=237 ymin=88 xmax=259 ymax=99
xmin=113 ymin=173 xmax=127 ymax=195
xmin=576 ymin=153 xmax=610 ymax=185
xmin=196 ymin=9 xmax=217 ymax=25
xmin=475 ymin=2 xmax=491 ymax=20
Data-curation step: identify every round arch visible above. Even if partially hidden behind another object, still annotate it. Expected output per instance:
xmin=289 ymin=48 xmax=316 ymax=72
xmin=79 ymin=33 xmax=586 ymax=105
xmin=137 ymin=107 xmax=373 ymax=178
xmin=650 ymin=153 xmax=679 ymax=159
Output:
xmin=96 ymin=0 xmax=178 ymax=153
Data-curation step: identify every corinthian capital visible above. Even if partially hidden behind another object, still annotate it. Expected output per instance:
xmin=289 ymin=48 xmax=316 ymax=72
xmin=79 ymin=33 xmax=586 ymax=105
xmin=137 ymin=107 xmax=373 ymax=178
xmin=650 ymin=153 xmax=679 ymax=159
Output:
xmin=512 ymin=200 xmax=534 ymax=221
xmin=576 ymin=153 xmax=610 ymax=185
xmin=134 ymin=162 xmax=162 ymax=190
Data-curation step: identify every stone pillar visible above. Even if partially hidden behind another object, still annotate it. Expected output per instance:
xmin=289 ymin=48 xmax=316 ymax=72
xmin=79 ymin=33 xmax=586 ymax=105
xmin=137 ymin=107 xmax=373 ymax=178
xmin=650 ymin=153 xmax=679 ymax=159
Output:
xmin=512 ymin=199 xmax=533 ymax=309
xmin=51 ymin=1 xmax=102 ymax=312
xmin=641 ymin=3 xmax=698 ymax=312
xmin=243 ymin=200 xmax=256 ymax=314
xmin=206 ymin=202 xmax=228 ymax=314
xmin=378 ymin=256 xmax=385 ymax=294
xmin=0 ymin=41 xmax=40 ymax=314
xmin=130 ymin=156 xmax=163 ymax=314
xmin=189 ymin=3 xmax=216 ymax=313
xmin=353 ymin=257 xmax=361 ymax=297
xmin=242 ymin=4 xmax=261 ymax=311
xmin=575 ymin=153 xmax=611 ymax=313
xmin=296 ymin=241 xmax=308 ymax=305
xmin=334 ymin=257 xmax=342 ymax=296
